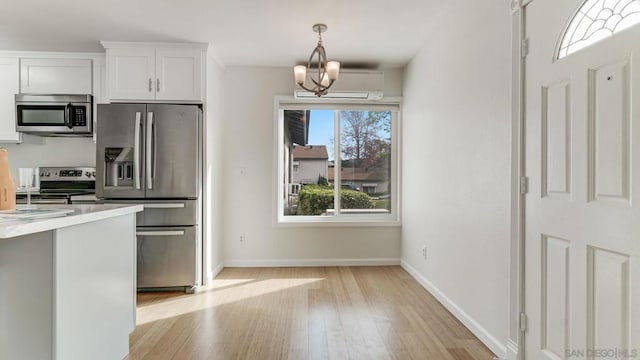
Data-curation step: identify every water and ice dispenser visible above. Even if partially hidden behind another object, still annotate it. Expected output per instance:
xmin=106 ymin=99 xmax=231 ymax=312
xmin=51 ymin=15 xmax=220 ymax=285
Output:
xmin=104 ymin=148 xmax=135 ymax=187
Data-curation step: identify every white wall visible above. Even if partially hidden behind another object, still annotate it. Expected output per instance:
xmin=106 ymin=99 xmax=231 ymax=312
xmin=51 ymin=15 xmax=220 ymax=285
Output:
xmin=401 ymin=0 xmax=511 ymax=357
xmin=204 ymin=54 xmax=225 ymax=280
xmin=221 ymin=67 xmax=403 ymax=265
xmin=1 ymin=137 xmax=96 ymax=180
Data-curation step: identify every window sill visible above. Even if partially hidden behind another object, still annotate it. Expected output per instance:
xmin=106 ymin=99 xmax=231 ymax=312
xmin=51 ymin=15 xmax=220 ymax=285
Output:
xmin=274 ymin=217 xmax=402 ymax=228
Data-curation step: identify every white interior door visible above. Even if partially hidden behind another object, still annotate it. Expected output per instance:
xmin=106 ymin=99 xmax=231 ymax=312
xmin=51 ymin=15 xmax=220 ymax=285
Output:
xmin=524 ymin=0 xmax=640 ymax=359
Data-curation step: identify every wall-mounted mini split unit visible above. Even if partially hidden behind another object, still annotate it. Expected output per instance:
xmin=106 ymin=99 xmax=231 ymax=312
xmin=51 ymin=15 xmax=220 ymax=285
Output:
xmin=294 ymin=70 xmax=384 ymax=100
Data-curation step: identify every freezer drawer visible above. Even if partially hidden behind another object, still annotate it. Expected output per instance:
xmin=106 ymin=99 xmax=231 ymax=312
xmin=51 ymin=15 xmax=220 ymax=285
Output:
xmin=102 ymin=199 xmax=198 ymax=226
xmin=136 ymin=226 xmax=197 ymax=288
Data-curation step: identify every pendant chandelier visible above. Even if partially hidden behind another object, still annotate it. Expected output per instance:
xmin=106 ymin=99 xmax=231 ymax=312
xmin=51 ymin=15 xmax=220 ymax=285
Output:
xmin=293 ymin=24 xmax=340 ymax=97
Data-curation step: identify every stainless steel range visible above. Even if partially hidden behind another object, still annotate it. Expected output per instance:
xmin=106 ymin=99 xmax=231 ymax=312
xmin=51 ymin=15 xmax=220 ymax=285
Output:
xmin=16 ymin=166 xmax=96 ymax=205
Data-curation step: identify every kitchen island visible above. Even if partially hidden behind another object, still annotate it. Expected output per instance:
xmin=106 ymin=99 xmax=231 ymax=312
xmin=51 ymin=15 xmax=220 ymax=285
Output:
xmin=0 ymin=204 xmax=143 ymax=360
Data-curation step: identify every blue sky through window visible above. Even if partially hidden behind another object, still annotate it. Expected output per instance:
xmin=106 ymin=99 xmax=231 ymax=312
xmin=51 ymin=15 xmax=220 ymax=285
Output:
xmin=307 ymin=110 xmax=335 ymax=161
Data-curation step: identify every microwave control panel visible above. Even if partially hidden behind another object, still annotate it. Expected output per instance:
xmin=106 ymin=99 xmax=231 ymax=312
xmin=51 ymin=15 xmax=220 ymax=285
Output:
xmin=73 ymin=107 xmax=86 ymax=126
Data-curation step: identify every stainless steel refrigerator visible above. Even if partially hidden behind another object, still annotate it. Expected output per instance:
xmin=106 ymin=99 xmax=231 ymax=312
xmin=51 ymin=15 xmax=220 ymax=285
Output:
xmin=96 ymin=103 xmax=202 ymax=292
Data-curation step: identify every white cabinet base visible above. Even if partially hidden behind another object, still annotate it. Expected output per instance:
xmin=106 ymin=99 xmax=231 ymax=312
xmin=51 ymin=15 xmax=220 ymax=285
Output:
xmin=0 ymin=214 xmax=136 ymax=360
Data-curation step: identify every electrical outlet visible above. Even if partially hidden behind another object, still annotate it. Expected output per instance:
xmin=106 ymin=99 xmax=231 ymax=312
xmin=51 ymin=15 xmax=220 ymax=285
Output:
xmin=421 ymin=245 xmax=427 ymax=260
xmin=240 ymin=234 xmax=246 ymax=243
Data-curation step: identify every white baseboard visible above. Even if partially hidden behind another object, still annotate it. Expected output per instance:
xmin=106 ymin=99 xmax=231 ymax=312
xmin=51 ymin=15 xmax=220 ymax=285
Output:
xmin=223 ymin=258 xmax=401 ymax=267
xmin=201 ymin=261 xmax=225 ymax=286
xmin=505 ymin=339 xmax=519 ymax=360
xmin=210 ymin=261 xmax=224 ymax=281
xmin=400 ymin=260 xmax=507 ymax=359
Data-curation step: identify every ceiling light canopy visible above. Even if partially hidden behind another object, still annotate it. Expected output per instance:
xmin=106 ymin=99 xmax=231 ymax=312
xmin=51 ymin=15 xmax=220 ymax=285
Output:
xmin=294 ymin=24 xmax=340 ymax=97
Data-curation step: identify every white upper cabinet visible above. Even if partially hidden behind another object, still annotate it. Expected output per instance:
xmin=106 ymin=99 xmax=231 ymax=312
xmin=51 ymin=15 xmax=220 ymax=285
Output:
xmin=103 ymin=42 xmax=206 ymax=102
xmin=106 ymin=47 xmax=156 ymax=101
xmin=20 ymin=58 xmax=92 ymax=94
xmin=0 ymin=57 xmax=20 ymax=142
xmin=155 ymin=48 xmax=202 ymax=101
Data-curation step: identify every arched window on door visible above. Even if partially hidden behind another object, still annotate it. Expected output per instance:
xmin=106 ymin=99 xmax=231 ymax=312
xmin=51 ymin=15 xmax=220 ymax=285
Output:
xmin=556 ymin=0 xmax=640 ymax=60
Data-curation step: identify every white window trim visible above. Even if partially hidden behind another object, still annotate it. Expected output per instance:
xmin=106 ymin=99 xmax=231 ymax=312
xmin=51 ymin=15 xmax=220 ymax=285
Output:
xmin=273 ymin=96 xmax=402 ymax=227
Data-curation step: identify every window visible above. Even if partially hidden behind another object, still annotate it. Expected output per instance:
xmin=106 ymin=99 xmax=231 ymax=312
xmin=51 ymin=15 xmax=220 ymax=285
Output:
xmin=277 ymin=100 xmax=400 ymax=224
xmin=557 ymin=0 xmax=640 ymax=59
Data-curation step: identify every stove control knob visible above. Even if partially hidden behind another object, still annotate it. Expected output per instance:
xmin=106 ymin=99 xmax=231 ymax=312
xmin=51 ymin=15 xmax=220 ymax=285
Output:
xmin=85 ymin=171 xmax=91 ymax=178
xmin=92 ymin=171 xmax=96 ymax=177
xmin=40 ymin=172 xmax=44 ymax=177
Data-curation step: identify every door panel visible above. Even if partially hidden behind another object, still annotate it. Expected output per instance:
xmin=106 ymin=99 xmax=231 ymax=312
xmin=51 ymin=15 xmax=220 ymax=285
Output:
xmin=136 ymin=226 xmax=196 ymax=288
xmin=96 ymin=104 xmax=146 ymax=198
xmin=145 ymin=104 xmax=200 ymax=198
xmin=541 ymin=80 xmax=571 ymax=199
xmin=588 ymin=59 xmax=631 ymax=204
xmin=524 ymin=1 xmax=640 ymax=359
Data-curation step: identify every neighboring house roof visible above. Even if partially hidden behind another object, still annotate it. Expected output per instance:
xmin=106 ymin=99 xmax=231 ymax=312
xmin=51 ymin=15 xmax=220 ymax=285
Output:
xmin=293 ymin=145 xmax=328 ymax=160
xmin=328 ymin=167 xmax=388 ymax=181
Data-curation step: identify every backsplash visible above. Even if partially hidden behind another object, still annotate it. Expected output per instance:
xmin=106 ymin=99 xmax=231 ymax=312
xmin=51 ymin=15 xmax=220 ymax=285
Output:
xmin=2 ymin=137 xmax=95 ymax=180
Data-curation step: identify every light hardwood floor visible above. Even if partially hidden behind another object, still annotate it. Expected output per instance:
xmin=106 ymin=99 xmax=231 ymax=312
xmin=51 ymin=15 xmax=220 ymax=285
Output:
xmin=126 ymin=266 xmax=495 ymax=360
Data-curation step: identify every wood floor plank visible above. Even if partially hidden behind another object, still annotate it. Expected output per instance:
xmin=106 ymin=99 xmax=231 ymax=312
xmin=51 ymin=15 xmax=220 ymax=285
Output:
xmin=126 ymin=266 xmax=495 ymax=360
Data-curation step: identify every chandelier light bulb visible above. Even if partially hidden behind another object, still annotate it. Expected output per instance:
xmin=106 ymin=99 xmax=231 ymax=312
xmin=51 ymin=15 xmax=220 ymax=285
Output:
xmin=294 ymin=65 xmax=307 ymax=85
xmin=327 ymin=61 xmax=340 ymax=80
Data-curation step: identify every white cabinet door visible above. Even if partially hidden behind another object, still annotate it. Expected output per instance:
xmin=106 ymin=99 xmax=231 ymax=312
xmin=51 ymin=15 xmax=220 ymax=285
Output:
xmin=20 ymin=58 xmax=92 ymax=94
xmin=155 ymin=48 xmax=202 ymax=101
xmin=0 ymin=57 xmax=20 ymax=142
xmin=107 ymin=47 xmax=156 ymax=101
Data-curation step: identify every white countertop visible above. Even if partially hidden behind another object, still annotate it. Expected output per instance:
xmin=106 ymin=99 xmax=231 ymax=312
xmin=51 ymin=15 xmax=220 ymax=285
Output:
xmin=0 ymin=204 xmax=143 ymax=239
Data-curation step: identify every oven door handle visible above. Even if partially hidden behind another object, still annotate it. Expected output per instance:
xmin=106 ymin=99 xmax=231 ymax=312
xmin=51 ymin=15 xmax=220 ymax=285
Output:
xmin=134 ymin=112 xmax=142 ymax=190
xmin=20 ymin=199 xmax=69 ymax=205
xmin=64 ymin=103 xmax=73 ymax=129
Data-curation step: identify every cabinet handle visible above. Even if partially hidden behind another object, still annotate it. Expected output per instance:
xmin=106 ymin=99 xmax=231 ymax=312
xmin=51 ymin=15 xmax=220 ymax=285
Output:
xmin=148 ymin=78 xmax=152 ymax=92
xmin=156 ymin=78 xmax=160 ymax=92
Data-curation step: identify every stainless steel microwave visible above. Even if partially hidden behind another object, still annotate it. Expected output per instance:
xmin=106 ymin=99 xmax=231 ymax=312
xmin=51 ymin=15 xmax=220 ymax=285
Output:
xmin=15 ymin=94 xmax=93 ymax=136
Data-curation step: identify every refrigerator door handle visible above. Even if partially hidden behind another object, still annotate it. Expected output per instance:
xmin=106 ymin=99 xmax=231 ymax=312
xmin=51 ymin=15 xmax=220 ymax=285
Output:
xmin=134 ymin=112 xmax=142 ymax=190
xmin=146 ymin=112 xmax=154 ymax=190
xmin=136 ymin=230 xmax=185 ymax=236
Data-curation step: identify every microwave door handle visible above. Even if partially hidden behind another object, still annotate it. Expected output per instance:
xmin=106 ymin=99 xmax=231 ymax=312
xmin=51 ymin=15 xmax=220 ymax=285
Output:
xmin=65 ymin=103 xmax=73 ymax=129
xmin=134 ymin=112 xmax=141 ymax=190
xmin=146 ymin=112 xmax=153 ymax=190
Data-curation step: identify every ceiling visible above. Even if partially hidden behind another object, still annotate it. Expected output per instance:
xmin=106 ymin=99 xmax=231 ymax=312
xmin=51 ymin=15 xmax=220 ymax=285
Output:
xmin=0 ymin=0 xmax=443 ymax=68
